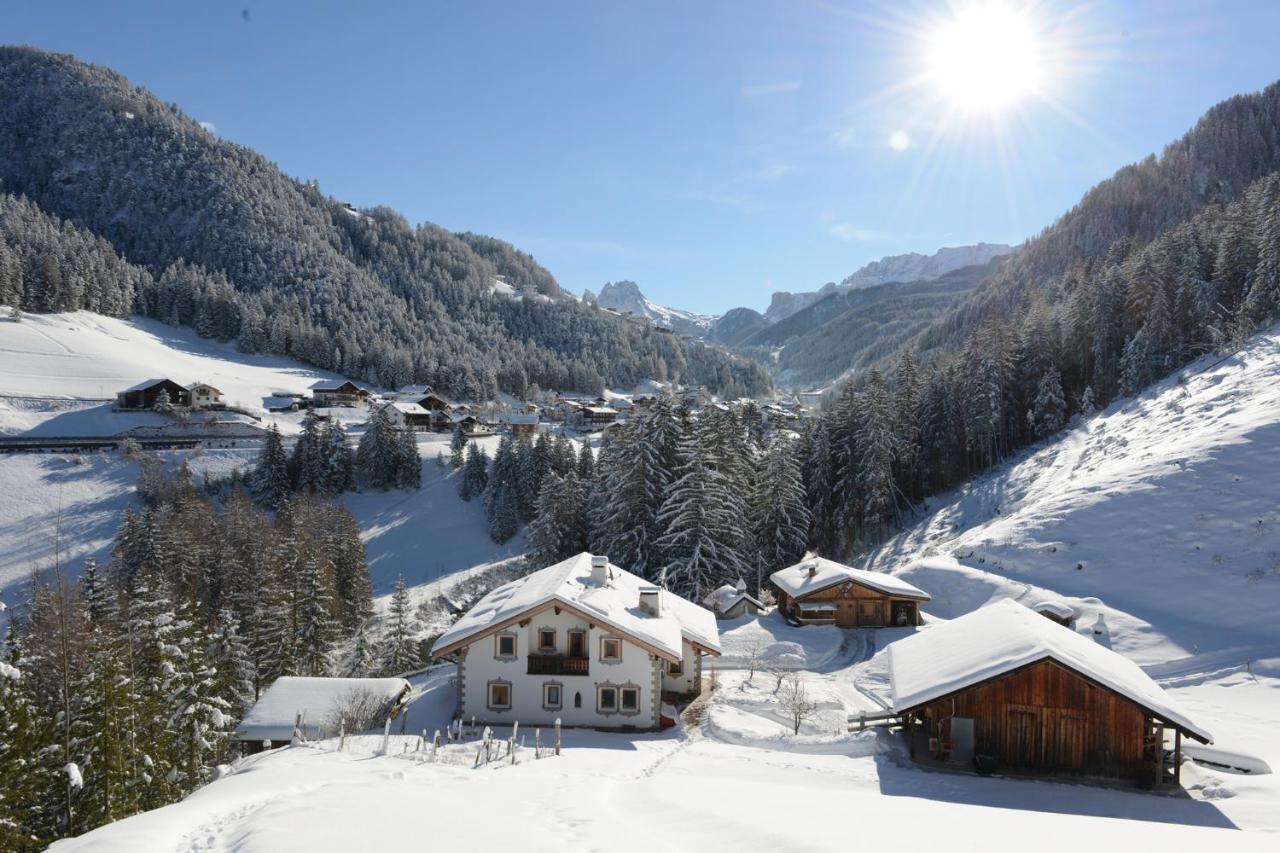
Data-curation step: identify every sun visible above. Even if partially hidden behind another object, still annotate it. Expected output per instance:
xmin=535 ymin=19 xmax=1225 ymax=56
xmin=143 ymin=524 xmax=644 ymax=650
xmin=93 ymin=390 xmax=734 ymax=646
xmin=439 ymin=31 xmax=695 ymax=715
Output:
xmin=924 ymin=3 xmax=1045 ymax=113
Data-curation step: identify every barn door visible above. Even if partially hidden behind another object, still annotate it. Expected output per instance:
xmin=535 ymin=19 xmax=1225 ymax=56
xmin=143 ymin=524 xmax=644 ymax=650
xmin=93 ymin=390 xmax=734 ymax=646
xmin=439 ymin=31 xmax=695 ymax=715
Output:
xmin=1005 ymin=706 xmax=1041 ymax=769
xmin=857 ymin=600 xmax=884 ymax=627
xmin=1049 ymin=711 xmax=1086 ymax=771
xmin=837 ymin=601 xmax=857 ymax=627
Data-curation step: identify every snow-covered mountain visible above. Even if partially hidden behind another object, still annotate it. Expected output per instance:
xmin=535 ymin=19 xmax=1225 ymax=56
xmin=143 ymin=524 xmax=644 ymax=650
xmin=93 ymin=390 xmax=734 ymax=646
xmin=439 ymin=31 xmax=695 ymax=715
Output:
xmin=763 ymin=242 xmax=1013 ymax=323
xmin=590 ymin=280 xmax=717 ymax=337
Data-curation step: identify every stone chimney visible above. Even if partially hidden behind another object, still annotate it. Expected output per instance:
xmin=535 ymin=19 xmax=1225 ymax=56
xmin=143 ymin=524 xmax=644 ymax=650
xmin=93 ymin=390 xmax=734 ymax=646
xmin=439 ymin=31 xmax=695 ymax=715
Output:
xmin=734 ymin=577 xmax=747 ymax=593
xmin=638 ymin=585 xmax=661 ymax=617
xmin=807 ymin=562 xmax=818 ymax=579
xmin=590 ymin=554 xmax=610 ymax=586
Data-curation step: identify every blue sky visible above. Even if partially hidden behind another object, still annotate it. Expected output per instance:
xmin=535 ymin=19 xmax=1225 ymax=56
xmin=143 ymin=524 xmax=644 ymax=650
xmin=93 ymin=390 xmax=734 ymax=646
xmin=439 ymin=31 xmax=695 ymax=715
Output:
xmin=7 ymin=1 xmax=1280 ymax=313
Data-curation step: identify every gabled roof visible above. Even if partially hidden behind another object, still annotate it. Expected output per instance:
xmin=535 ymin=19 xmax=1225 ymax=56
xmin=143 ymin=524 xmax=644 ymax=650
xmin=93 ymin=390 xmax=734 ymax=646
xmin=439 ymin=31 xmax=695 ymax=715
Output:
xmin=380 ymin=401 xmax=430 ymax=415
xmin=235 ymin=676 xmax=411 ymax=742
xmin=770 ymin=557 xmax=930 ymax=601
xmin=704 ymin=582 xmax=764 ymax=614
xmin=120 ymin=377 xmax=185 ymax=393
xmin=310 ymin=380 xmax=369 ymax=395
xmin=186 ymin=382 xmax=223 ymax=393
xmin=431 ymin=553 xmax=720 ymax=663
xmin=888 ymin=599 xmax=1212 ymax=743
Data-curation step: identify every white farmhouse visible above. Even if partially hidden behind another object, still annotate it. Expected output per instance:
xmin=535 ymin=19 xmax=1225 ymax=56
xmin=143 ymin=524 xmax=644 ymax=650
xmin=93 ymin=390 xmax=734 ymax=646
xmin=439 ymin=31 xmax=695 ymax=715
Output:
xmin=430 ymin=553 xmax=720 ymax=730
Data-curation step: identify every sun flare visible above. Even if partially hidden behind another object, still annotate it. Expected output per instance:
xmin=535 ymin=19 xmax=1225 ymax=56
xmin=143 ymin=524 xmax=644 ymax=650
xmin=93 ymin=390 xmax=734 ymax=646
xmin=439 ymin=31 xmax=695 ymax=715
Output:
xmin=924 ymin=3 xmax=1044 ymax=113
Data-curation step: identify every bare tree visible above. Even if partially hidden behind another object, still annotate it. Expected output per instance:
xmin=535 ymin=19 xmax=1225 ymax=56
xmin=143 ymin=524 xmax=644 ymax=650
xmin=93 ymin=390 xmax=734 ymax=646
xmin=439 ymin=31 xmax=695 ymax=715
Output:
xmin=778 ymin=673 xmax=817 ymax=735
xmin=323 ymin=687 xmax=395 ymax=738
xmin=742 ymin=636 xmax=766 ymax=686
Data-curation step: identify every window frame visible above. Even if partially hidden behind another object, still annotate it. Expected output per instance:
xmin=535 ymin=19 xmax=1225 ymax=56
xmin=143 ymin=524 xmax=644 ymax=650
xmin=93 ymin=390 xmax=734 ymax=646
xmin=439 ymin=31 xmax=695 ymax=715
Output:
xmin=600 ymin=636 xmax=622 ymax=663
xmin=537 ymin=628 xmax=557 ymax=653
xmin=494 ymin=632 xmax=517 ymax=660
xmin=567 ymin=629 xmax=587 ymax=658
xmin=543 ymin=681 xmax=563 ymax=710
xmin=619 ymin=686 xmax=641 ymax=714
xmin=487 ymin=680 xmax=512 ymax=711
xmin=597 ymin=685 xmax=619 ymax=713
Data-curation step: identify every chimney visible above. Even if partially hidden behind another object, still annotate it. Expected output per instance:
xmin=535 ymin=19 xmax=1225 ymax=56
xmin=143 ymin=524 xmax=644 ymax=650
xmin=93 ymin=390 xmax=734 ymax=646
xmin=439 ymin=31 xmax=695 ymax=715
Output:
xmin=734 ymin=577 xmax=747 ymax=593
xmin=638 ymin=586 xmax=661 ymax=617
xmin=807 ymin=562 xmax=817 ymax=579
xmin=590 ymin=554 xmax=610 ymax=586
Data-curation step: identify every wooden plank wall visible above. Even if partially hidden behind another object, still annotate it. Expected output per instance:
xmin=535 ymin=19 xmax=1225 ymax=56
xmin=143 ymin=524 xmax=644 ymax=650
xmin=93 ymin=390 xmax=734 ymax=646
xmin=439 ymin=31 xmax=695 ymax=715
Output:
xmin=915 ymin=659 xmax=1147 ymax=778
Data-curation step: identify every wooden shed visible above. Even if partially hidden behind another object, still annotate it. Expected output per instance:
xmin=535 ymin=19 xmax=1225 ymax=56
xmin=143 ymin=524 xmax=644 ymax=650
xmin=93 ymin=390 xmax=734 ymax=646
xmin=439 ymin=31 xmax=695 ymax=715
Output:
xmin=888 ymin=599 xmax=1212 ymax=786
xmin=770 ymin=557 xmax=929 ymax=628
xmin=116 ymin=378 xmax=190 ymax=410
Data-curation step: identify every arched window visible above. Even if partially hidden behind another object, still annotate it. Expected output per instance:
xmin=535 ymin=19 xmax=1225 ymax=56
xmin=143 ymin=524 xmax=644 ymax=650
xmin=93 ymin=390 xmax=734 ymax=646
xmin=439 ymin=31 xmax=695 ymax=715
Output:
xmin=574 ymin=691 xmax=582 ymax=708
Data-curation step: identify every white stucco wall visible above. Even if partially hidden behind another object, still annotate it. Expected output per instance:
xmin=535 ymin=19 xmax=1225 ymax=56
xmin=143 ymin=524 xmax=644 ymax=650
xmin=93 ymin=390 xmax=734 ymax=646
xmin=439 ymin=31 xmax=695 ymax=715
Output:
xmin=457 ymin=606 xmax=663 ymax=729
xmin=660 ymin=640 xmax=701 ymax=695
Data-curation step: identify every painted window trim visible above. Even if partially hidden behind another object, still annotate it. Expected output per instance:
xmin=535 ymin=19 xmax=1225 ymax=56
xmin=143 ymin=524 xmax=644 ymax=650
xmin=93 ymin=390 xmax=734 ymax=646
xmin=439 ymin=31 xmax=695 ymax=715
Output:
xmin=668 ymin=658 xmax=683 ymax=676
xmin=494 ymin=632 xmax=517 ymax=660
xmin=487 ymin=679 xmax=512 ymax=712
xmin=599 ymin=635 xmax=623 ymax=664
xmin=542 ymin=680 xmax=564 ymax=711
xmin=567 ymin=629 xmax=587 ymax=658
xmin=597 ymin=684 xmax=619 ymax=715
xmin=536 ymin=627 xmax=557 ymax=653
xmin=619 ymin=685 xmax=641 ymax=715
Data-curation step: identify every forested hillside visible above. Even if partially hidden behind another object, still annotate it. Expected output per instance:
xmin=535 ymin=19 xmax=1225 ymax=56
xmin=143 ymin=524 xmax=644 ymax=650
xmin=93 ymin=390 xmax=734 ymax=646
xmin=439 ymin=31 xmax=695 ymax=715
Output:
xmin=0 ymin=47 xmax=768 ymax=400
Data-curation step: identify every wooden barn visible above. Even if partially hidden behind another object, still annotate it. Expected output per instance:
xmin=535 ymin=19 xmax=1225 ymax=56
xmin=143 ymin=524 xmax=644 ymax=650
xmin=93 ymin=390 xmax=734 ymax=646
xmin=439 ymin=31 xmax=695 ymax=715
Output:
xmin=770 ymin=557 xmax=929 ymax=628
xmin=311 ymin=380 xmax=372 ymax=408
xmin=888 ymin=599 xmax=1212 ymax=786
xmin=116 ymin=378 xmax=190 ymax=410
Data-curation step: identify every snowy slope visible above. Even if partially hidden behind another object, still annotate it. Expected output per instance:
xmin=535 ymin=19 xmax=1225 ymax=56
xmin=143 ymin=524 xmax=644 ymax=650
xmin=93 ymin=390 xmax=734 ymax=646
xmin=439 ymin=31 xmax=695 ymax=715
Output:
xmin=593 ymin=281 xmax=717 ymax=336
xmin=0 ymin=309 xmax=357 ymax=435
xmin=866 ymin=327 xmax=1280 ymax=665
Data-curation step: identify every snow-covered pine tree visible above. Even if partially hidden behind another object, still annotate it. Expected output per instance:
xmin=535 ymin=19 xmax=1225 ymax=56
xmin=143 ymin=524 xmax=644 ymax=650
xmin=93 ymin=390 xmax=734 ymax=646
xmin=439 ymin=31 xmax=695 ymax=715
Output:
xmin=576 ymin=440 xmax=595 ymax=481
xmin=856 ymin=371 xmax=900 ymax=541
xmin=356 ymin=405 xmax=401 ymax=490
xmin=750 ymin=434 xmax=810 ymax=589
xmin=290 ymin=410 xmax=326 ymax=493
xmin=449 ymin=424 xmax=467 ymax=468
xmin=294 ymin=555 xmax=337 ymax=677
xmin=551 ymin=433 xmax=576 ymax=475
xmin=378 ymin=576 xmax=422 ymax=676
xmin=1031 ymin=367 xmax=1067 ymax=438
xmin=458 ymin=442 xmax=489 ymax=501
xmin=1079 ymin=384 xmax=1097 ymax=416
xmin=347 ymin=621 xmax=376 ymax=677
xmin=207 ymin=609 xmax=254 ymax=718
xmin=159 ymin=599 xmax=232 ymax=795
xmin=489 ymin=481 xmax=521 ymax=544
xmin=527 ymin=474 xmax=565 ymax=567
xmin=322 ymin=420 xmax=355 ymax=494
xmin=0 ymin=626 xmax=56 ymax=851
xmin=483 ymin=435 xmax=519 ymax=521
xmin=588 ymin=412 xmax=670 ymax=580
xmin=251 ymin=425 xmax=291 ymax=510
xmin=394 ymin=427 xmax=421 ymax=490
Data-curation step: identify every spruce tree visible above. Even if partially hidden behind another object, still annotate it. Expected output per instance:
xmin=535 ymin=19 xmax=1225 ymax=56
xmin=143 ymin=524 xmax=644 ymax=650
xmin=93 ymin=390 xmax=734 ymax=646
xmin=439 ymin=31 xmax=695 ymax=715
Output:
xmin=750 ymin=435 xmax=811 ymax=589
xmin=294 ymin=556 xmax=336 ymax=677
xmin=449 ymin=425 xmax=467 ymax=468
xmin=379 ymin=577 xmax=421 ymax=675
xmin=356 ymin=406 xmax=401 ymax=490
xmin=1031 ymin=367 xmax=1067 ymax=438
xmin=458 ymin=442 xmax=489 ymax=501
xmin=290 ymin=410 xmax=326 ymax=493
xmin=252 ymin=425 xmax=291 ymax=510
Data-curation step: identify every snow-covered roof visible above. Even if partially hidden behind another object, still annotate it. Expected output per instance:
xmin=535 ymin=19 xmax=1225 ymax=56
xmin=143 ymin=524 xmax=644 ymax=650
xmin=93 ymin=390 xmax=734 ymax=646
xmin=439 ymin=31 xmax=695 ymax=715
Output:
xmin=770 ymin=557 xmax=930 ymax=601
xmin=582 ymin=406 xmax=617 ymax=415
xmin=1033 ymin=600 xmax=1077 ymax=620
xmin=120 ymin=377 xmax=182 ymax=393
xmin=501 ymin=413 xmax=539 ymax=424
xmin=431 ymin=553 xmax=721 ymax=662
xmin=186 ymin=382 xmax=223 ymax=393
xmin=704 ymin=582 xmax=764 ymax=614
xmin=235 ymin=676 xmax=411 ymax=743
xmin=887 ymin=599 xmax=1212 ymax=743
xmin=380 ymin=401 xmax=430 ymax=415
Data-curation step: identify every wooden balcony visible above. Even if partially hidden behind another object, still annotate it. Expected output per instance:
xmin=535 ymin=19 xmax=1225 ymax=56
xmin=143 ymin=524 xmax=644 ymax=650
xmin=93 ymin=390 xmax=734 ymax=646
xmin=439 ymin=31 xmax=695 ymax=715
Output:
xmin=527 ymin=654 xmax=589 ymax=676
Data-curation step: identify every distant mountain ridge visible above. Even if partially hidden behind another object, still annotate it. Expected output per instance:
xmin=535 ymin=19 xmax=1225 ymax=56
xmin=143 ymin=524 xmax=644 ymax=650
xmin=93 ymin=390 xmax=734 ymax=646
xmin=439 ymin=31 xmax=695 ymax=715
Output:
xmin=764 ymin=242 xmax=1014 ymax=323
xmin=590 ymin=280 xmax=716 ymax=338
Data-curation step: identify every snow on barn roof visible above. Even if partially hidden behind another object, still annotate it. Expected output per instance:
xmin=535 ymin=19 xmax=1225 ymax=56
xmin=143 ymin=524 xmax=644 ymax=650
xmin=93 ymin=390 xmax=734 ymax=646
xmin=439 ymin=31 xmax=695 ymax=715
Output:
xmin=235 ymin=676 xmax=411 ymax=743
xmin=120 ymin=377 xmax=184 ymax=393
xmin=887 ymin=599 xmax=1212 ymax=743
xmin=1033 ymin=600 xmax=1077 ymax=620
xmin=380 ymin=401 xmax=430 ymax=415
xmin=431 ymin=553 xmax=720 ymax=662
xmin=704 ymin=582 xmax=763 ymax=614
xmin=770 ymin=557 xmax=930 ymax=601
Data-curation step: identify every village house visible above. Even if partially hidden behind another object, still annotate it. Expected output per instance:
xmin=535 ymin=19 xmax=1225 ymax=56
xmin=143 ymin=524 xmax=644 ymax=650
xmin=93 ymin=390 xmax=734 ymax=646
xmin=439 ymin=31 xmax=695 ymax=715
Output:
xmin=499 ymin=412 xmax=540 ymax=437
xmin=453 ymin=414 xmax=495 ymax=437
xmin=703 ymin=578 xmax=765 ymax=620
xmin=311 ymin=380 xmax=373 ymax=409
xmin=888 ymin=599 xmax=1212 ymax=786
xmin=413 ymin=392 xmax=452 ymax=413
xmin=771 ymin=557 xmax=929 ymax=628
xmin=115 ymin=378 xmax=190 ymax=410
xmin=430 ymin=553 xmax=721 ymax=730
xmin=234 ymin=676 xmax=412 ymax=754
xmin=185 ymin=382 xmax=225 ymax=409
xmin=378 ymin=400 xmax=434 ymax=432
xmin=571 ymin=405 xmax=618 ymax=431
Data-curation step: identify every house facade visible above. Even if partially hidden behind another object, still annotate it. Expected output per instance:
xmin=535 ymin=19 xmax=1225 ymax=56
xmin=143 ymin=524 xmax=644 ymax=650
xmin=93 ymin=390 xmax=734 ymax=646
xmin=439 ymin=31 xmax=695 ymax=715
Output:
xmin=771 ymin=557 xmax=929 ymax=628
xmin=430 ymin=553 xmax=719 ymax=729
xmin=312 ymin=380 xmax=372 ymax=408
xmin=379 ymin=401 xmax=433 ymax=431
xmin=186 ymin=382 xmax=225 ymax=409
xmin=704 ymin=578 xmax=765 ymax=620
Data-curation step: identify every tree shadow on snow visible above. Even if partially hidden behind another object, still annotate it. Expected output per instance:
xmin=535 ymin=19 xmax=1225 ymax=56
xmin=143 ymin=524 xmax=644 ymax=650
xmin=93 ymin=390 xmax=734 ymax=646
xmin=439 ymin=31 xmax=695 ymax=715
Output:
xmin=874 ymin=753 xmax=1239 ymax=830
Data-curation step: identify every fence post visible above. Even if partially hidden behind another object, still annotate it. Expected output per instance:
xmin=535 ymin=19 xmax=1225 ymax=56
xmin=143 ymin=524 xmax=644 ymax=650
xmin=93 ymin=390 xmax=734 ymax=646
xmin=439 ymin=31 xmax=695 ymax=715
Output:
xmin=555 ymin=718 xmax=561 ymax=756
xmin=535 ymin=728 xmax=541 ymax=759
xmin=380 ymin=719 xmax=391 ymax=756
xmin=339 ymin=722 xmax=345 ymax=752
xmin=432 ymin=730 xmax=441 ymax=763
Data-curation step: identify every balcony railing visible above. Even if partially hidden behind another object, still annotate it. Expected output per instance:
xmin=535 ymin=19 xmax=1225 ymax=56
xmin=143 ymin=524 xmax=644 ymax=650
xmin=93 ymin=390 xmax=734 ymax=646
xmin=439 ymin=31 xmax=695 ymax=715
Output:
xmin=527 ymin=654 xmax=589 ymax=676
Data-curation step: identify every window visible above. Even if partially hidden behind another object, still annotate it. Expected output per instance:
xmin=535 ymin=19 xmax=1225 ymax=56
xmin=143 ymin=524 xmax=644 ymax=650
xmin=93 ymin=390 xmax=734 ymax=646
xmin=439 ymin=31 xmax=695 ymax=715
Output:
xmin=568 ymin=630 xmax=586 ymax=658
xmin=597 ymin=686 xmax=618 ymax=712
xmin=574 ymin=692 xmax=582 ymax=708
xmin=495 ymin=633 xmax=516 ymax=659
xmin=543 ymin=682 xmax=562 ymax=710
xmin=620 ymin=687 xmax=640 ymax=713
xmin=600 ymin=637 xmax=622 ymax=662
xmin=487 ymin=681 xmax=511 ymax=711
xmin=668 ymin=659 xmax=683 ymax=676
xmin=538 ymin=628 xmax=556 ymax=652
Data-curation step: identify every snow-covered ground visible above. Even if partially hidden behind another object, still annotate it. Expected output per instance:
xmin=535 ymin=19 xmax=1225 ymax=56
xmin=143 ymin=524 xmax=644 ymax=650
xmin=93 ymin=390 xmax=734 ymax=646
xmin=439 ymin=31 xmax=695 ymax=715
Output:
xmin=51 ymin=613 xmax=1280 ymax=852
